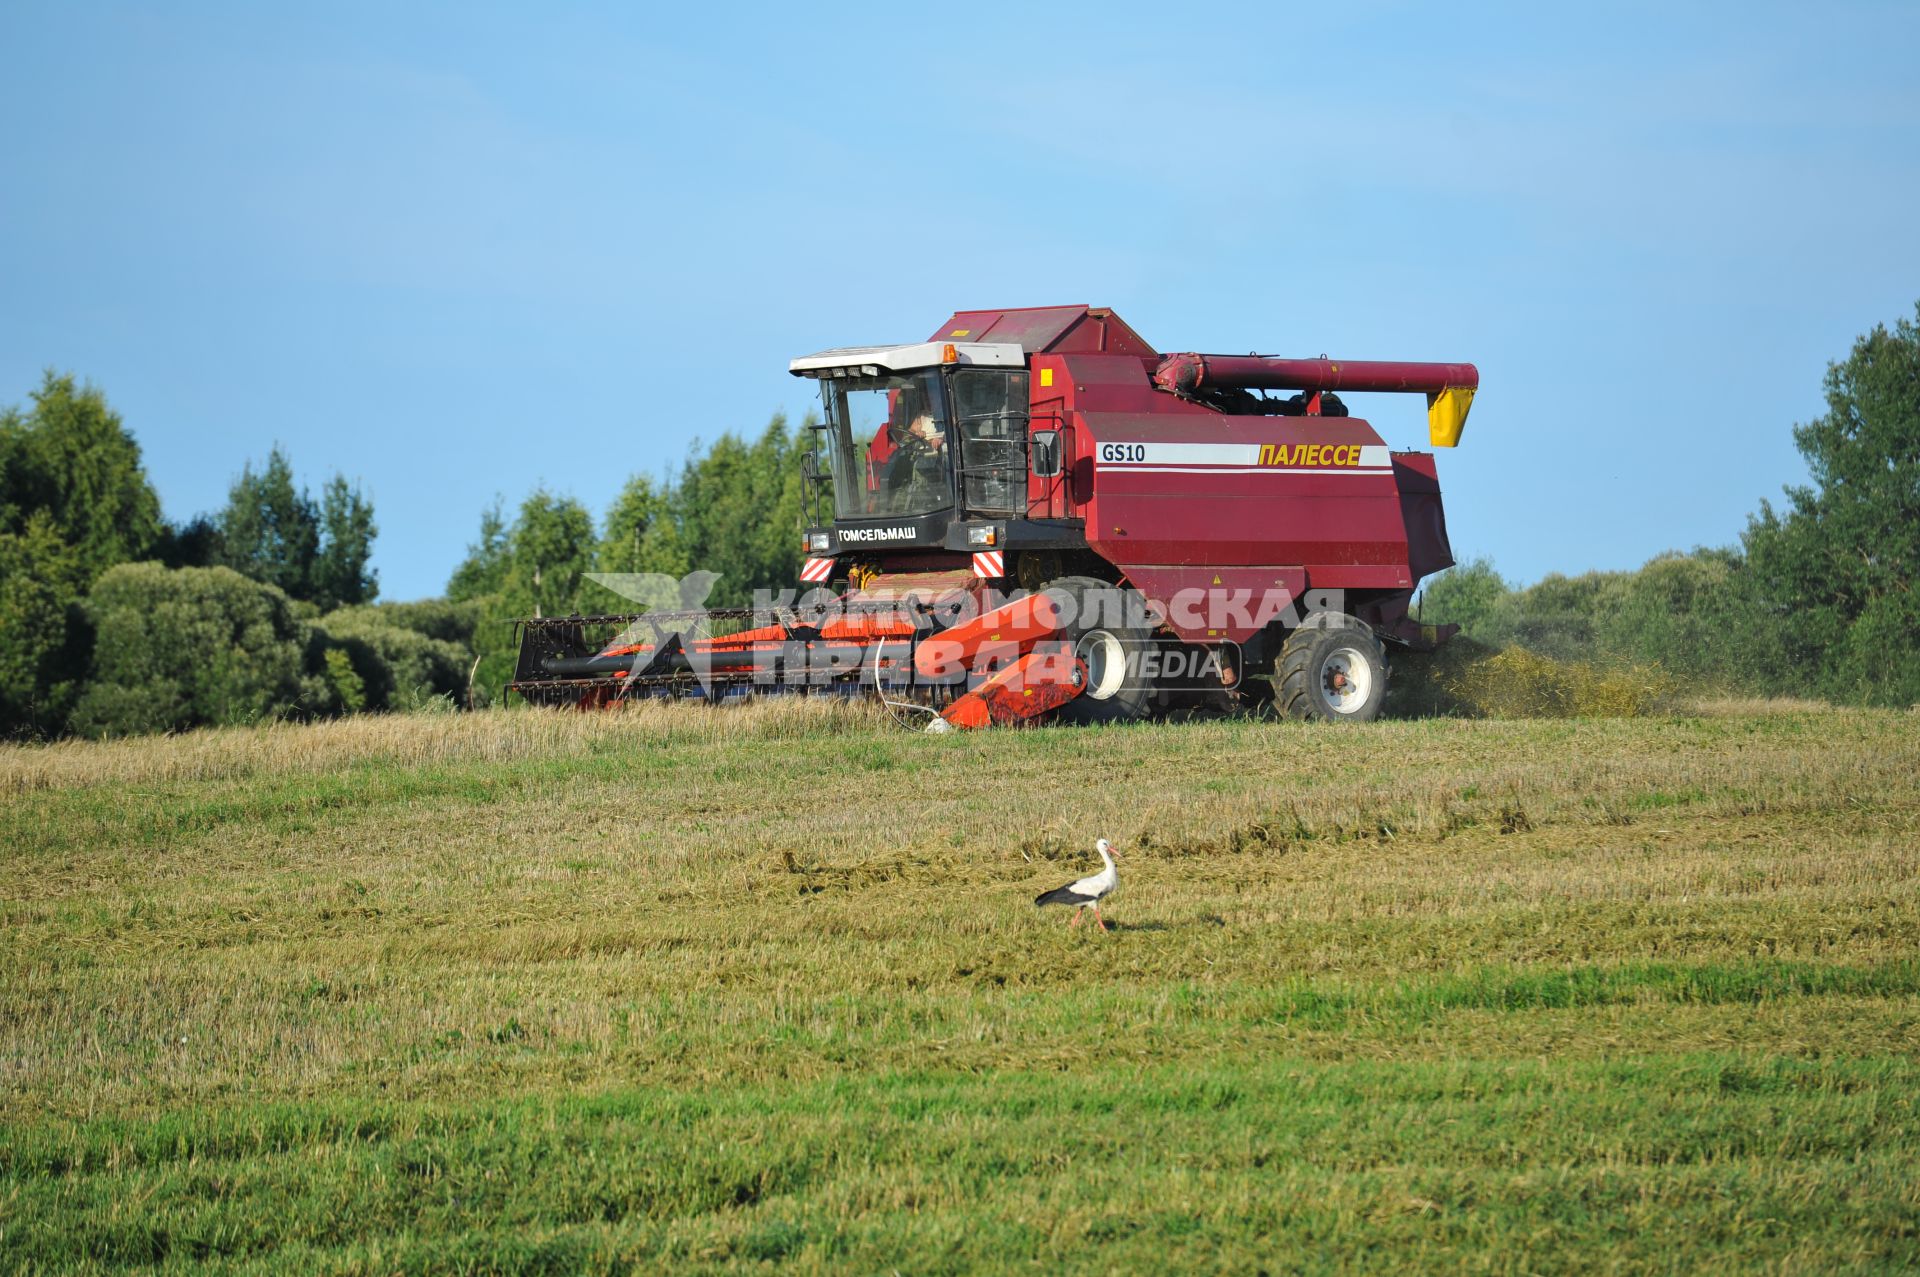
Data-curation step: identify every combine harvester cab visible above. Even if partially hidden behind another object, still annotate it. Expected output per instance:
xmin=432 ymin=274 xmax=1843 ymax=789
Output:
xmin=509 ymin=305 xmax=1476 ymax=728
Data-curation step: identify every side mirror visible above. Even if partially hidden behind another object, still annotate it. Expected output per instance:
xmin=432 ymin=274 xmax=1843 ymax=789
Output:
xmin=1030 ymin=430 xmax=1062 ymax=478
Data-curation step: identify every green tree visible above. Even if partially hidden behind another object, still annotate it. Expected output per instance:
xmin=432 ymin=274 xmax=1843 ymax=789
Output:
xmin=446 ymin=414 xmax=812 ymax=703
xmin=156 ymin=513 xmax=224 ymax=568
xmin=448 ymin=499 xmax=510 ymax=603
xmin=218 ymin=449 xmax=378 ymax=611
xmin=1500 ymin=571 xmax=1634 ymax=662
xmin=0 ymin=512 xmax=91 ymax=735
xmin=506 ymin=491 xmax=597 ymax=619
xmin=594 ymin=474 xmax=691 ymax=612
xmin=314 ymin=475 xmax=378 ymax=610
xmin=598 ymin=474 xmax=688 ymax=578
xmin=1592 ymin=549 xmax=1791 ymax=692
xmin=0 ymin=373 xmax=164 ymax=735
xmin=0 ymin=372 xmax=163 ymax=578
xmin=1418 ymin=557 xmax=1511 ymax=637
xmin=446 ymin=498 xmax=515 ymax=706
xmin=1418 ymin=549 xmax=1792 ymax=695
xmin=674 ymin=415 xmax=805 ymax=606
xmin=448 ymin=490 xmax=599 ymax=700
xmin=1744 ymin=302 xmax=1920 ymax=705
xmin=218 ymin=447 xmax=320 ymax=600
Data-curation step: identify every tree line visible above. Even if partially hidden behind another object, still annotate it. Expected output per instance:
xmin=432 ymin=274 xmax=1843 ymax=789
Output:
xmin=1420 ymin=302 xmax=1920 ymax=707
xmin=0 ymin=372 xmax=455 ymax=737
xmin=0 ymin=375 xmax=809 ymax=737
xmin=444 ymin=416 xmax=809 ymax=696
xmin=1 ymin=301 xmax=1915 ymax=738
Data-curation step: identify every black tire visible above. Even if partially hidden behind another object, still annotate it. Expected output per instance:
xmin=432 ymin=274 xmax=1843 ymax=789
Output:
xmin=1044 ymin=576 xmax=1155 ymax=724
xmin=1273 ymin=616 xmax=1389 ymax=723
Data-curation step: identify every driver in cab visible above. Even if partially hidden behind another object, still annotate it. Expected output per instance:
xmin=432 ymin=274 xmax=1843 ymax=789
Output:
xmin=882 ymin=397 xmax=947 ymax=512
xmin=906 ymin=410 xmax=944 ymax=451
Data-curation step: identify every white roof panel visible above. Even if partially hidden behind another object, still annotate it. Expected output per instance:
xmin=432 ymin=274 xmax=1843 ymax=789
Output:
xmin=789 ymin=341 xmax=1025 ymax=376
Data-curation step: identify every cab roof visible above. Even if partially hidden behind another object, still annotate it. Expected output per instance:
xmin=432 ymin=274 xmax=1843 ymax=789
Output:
xmin=788 ymin=342 xmax=1024 ymax=377
xmin=789 ymin=305 xmax=1159 ymax=377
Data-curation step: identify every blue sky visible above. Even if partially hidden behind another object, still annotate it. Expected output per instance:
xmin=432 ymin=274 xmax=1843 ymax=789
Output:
xmin=3 ymin=2 xmax=1917 ymax=601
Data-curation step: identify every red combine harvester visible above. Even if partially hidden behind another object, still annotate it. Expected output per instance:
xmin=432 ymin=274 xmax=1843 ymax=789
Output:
xmin=508 ymin=305 xmax=1476 ymax=728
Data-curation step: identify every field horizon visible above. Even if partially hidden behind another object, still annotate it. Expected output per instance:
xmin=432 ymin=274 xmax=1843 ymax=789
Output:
xmin=4 ymin=701 xmax=1918 ymax=1273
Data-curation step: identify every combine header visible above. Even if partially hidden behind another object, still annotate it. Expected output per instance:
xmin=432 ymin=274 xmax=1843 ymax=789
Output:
xmin=510 ymin=306 xmax=1477 ymax=728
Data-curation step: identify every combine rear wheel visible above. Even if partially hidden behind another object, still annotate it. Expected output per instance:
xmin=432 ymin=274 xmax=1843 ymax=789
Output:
xmin=1044 ymin=576 xmax=1155 ymax=725
xmin=1274 ymin=616 xmax=1388 ymax=722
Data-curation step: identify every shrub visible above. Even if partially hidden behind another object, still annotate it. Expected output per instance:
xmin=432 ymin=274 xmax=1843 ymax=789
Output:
xmin=322 ymin=598 xmax=487 ymax=648
xmin=71 ymin=563 xmax=317 ymax=737
xmin=322 ymin=647 xmax=367 ymax=713
xmin=314 ymin=608 xmax=470 ymax=710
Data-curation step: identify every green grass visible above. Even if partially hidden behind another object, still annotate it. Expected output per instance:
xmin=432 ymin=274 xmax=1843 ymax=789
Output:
xmin=3 ymin=703 xmax=1918 ymax=1273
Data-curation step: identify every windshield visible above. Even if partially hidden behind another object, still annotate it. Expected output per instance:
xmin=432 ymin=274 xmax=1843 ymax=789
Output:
xmin=814 ymin=370 xmax=952 ymax=520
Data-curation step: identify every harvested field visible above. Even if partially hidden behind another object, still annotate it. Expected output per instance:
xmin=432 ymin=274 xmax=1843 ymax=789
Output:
xmin=3 ymin=703 xmax=1917 ymax=1272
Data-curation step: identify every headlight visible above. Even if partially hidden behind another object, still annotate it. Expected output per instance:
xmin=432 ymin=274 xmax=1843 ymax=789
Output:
xmin=807 ymin=532 xmax=831 ymax=552
xmin=966 ymin=525 xmax=998 ymax=547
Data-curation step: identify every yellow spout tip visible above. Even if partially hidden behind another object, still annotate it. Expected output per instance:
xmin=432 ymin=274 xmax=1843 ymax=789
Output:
xmin=1427 ymin=386 xmax=1474 ymax=447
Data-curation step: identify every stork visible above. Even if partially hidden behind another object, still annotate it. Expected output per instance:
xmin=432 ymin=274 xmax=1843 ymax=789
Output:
xmin=1034 ymin=839 xmax=1120 ymax=930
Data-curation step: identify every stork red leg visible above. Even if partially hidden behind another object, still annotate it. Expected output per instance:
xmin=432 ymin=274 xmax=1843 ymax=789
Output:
xmin=1070 ymin=908 xmax=1084 ymax=928
xmin=1093 ymin=904 xmax=1109 ymax=931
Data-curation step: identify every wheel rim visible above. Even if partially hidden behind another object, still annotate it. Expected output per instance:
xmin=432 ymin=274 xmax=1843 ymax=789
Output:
xmin=1318 ymin=645 xmax=1374 ymax=714
xmin=1075 ymin=630 xmax=1129 ymax=700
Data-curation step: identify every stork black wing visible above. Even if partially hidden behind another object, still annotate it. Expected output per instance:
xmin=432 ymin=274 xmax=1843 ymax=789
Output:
xmin=1035 ymin=885 xmax=1095 ymax=908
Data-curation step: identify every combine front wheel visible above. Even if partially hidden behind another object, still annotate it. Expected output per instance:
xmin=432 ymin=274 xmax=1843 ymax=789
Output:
xmin=1274 ymin=617 xmax=1388 ymax=723
xmin=1045 ymin=576 xmax=1154 ymax=725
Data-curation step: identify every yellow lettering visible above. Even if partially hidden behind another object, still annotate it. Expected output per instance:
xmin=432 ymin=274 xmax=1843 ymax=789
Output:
xmin=1258 ymin=444 xmax=1276 ymax=465
xmin=1305 ymin=444 xmax=1321 ymax=466
xmin=1335 ymin=445 xmax=1351 ymax=466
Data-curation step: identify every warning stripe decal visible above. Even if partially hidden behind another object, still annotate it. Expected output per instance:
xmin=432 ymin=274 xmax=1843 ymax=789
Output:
xmin=971 ymin=551 xmax=1005 ymax=579
xmin=799 ymin=556 xmax=835 ymax=583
